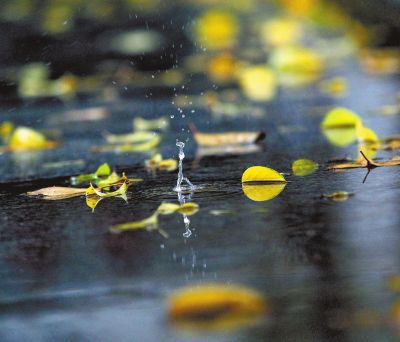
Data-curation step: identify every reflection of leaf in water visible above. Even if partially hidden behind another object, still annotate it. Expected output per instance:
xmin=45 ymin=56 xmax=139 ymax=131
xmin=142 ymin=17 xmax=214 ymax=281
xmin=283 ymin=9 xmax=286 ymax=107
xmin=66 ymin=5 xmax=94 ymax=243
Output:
xmin=27 ymin=186 xmax=86 ymax=200
xmin=111 ymin=212 xmax=159 ymax=233
xmin=242 ymin=166 xmax=286 ymax=202
xmin=242 ymin=183 xmax=286 ymax=202
xmin=238 ymin=65 xmax=277 ymax=101
xmin=168 ymin=283 xmax=267 ymax=332
xmin=322 ymin=127 xmax=357 ymax=147
xmin=292 ymin=159 xmax=318 ymax=176
xmin=322 ymin=191 xmax=354 ymax=202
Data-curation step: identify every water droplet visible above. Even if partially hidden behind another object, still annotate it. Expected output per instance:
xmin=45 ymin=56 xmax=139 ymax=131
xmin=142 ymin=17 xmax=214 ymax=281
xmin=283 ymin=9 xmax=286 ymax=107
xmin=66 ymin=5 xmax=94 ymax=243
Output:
xmin=170 ymin=115 xmax=174 ymax=119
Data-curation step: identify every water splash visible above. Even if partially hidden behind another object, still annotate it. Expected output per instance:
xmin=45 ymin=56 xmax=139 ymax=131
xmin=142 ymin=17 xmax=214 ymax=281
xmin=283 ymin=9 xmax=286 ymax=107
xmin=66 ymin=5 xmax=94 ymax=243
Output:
xmin=178 ymin=191 xmax=192 ymax=238
xmin=174 ymin=140 xmax=195 ymax=192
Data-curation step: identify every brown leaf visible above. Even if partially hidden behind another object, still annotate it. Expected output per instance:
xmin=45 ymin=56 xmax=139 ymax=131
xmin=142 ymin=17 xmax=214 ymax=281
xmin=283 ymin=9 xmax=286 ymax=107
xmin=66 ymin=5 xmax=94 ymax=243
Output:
xmin=329 ymin=151 xmax=400 ymax=170
xmin=27 ymin=186 xmax=87 ymax=200
xmin=189 ymin=122 xmax=265 ymax=147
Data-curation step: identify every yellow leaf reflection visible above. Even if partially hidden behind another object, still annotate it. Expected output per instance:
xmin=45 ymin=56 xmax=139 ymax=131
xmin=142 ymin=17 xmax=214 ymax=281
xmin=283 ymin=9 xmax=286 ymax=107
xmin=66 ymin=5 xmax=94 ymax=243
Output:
xmin=292 ymin=159 xmax=318 ymax=176
xmin=322 ymin=191 xmax=354 ymax=202
xmin=242 ymin=183 xmax=286 ymax=202
xmin=168 ymin=283 xmax=268 ymax=332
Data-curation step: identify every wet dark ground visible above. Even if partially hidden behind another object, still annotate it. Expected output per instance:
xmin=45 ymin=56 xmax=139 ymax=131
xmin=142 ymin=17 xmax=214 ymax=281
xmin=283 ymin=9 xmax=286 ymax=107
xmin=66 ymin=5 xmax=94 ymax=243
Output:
xmin=0 ymin=61 xmax=400 ymax=341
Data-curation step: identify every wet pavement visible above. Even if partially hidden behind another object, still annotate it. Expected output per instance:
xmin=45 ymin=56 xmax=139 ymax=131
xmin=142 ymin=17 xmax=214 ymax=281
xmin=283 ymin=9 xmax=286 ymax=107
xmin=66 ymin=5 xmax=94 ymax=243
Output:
xmin=0 ymin=54 xmax=400 ymax=341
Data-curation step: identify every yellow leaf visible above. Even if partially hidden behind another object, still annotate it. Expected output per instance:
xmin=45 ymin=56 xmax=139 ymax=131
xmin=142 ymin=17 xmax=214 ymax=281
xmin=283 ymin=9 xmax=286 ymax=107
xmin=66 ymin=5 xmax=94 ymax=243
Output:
xmin=322 ymin=191 xmax=354 ymax=202
xmin=260 ymin=17 xmax=302 ymax=47
xmin=193 ymin=10 xmax=238 ymax=50
xmin=242 ymin=166 xmax=286 ymax=183
xmin=322 ymin=127 xmax=357 ymax=147
xmin=9 ymin=127 xmax=55 ymax=151
xmin=27 ymin=186 xmax=86 ymax=200
xmin=321 ymin=107 xmax=362 ymax=129
xmin=238 ymin=65 xmax=277 ymax=101
xmin=319 ymin=77 xmax=347 ymax=96
xmin=133 ymin=116 xmax=169 ymax=131
xmin=177 ymin=202 xmax=199 ymax=216
xmin=111 ymin=212 xmax=159 ymax=233
xmin=104 ymin=131 xmax=159 ymax=144
xmin=158 ymin=159 xmax=178 ymax=172
xmin=86 ymin=182 xmax=128 ymax=200
xmin=242 ymin=183 xmax=286 ymax=202
xmin=168 ymin=283 xmax=267 ymax=331
xmin=292 ymin=159 xmax=318 ymax=176
xmin=356 ymin=125 xmax=379 ymax=144
xmin=191 ymin=124 xmax=265 ymax=147
xmin=157 ymin=202 xmax=181 ymax=215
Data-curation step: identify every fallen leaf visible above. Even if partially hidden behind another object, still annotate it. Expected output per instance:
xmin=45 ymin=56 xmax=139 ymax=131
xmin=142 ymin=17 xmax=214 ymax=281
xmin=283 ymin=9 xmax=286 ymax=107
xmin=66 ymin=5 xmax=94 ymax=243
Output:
xmin=260 ymin=17 xmax=302 ymax=47
xmin=133 ymin=116 xmax=169 ymax=131
xmin=27 ymin=186 xmax=86 ymax=200
xmin=168 ymin=283 xmax=268 ymax=331
xmin=8 ymin=127 xmax=57 ymax=151
xmin=70 ymin=163 xmax=111 ymax=185
xmin=241 ymin=166 xmax=286 ymax=201
xmin=292 ymin=159 xmax=318 ymax=176
xmin=321 ymin=107 xmax=361 ymax=129
xmin=111 ymin=212 xmax=159 ymax=233
xmin=242 ymin=166 xmax=286 ymax=183
xmin=329 ymin=151 xmax=400 ymax=170
xmin=238 ymin=65 xmax=277 ymax=101
xmin=381 ymin=137 xmax=400 ymax=151
xmin=322 ymin=191 xmax=354 ymax=202
xmin=145 ymin=153 xmax=177 ymax=172
xmin=104 ymin=131 xmax=159 ymax=144
xmin=190 ymin=123 xmax=265 ymax=147
xmin=86 ymin=181 xmax=128 ymax=200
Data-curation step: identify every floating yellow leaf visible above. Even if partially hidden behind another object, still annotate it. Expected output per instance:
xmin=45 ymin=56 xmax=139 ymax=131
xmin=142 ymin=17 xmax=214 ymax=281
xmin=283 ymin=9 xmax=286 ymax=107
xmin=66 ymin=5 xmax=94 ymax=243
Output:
xmin=356 ymin=125 xmax=379 ymax=144
xmin=133 ymin=116 xmax=169 ymax=131
xmin=322 ymin=191 xmax=354 ymax=202
xmin=9 ymin=127 xmax=56 ymax=151
xmin=238 ymin=65 xmax=277 ymax=101
xmin=193 ymin=10 xmax=238 ymax=50
xmin=176 ymin=202 xmax=199 ymax=216
xmin=168 ymin=283 xmax=267 ymax=331
xmin=292 ymin=159 xmax=318 ymax=176
xmin=321 ymin=107 xmax=362 ymax=129
xmin=242 ymin=183 xmax=286 ymax=202
xmin=27 ymin=186 xmax=86 ymax=200
xmin=242 ymin=166 xmax=286 ymax=183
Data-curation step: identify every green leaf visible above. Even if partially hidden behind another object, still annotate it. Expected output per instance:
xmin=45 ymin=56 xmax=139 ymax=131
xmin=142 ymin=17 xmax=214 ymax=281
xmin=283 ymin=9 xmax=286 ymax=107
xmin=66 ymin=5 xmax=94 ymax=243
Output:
xmin=292 ymin=159 xmax=318 ymax=176
xmin=95 ymin=163 xmax=111 ymax=177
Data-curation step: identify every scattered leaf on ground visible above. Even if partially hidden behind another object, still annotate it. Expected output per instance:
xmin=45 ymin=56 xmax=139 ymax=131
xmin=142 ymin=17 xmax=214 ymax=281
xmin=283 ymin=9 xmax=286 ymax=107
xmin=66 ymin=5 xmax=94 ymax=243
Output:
xmin=292 ymin=159 xmax=318 ymax=176
xmin=27 ymin=186 xmax=86 ymax=200
xmin=70 ymin=163 xmax=111 ymax=185
xmin=168 ymin=283 xmax=268 ymax=331
xmin=322 ymin=191 xmax=354 ymax=202
xmin=86 ymin=181 xmax=128 ymax=200
xmin=133 ymin=116 xmax=169 ymax=131
xmin=190 ymin=123 xmax=265 ymax=147
xmin=242 ymin=166 xmax=286 ymax=202
xmin=8 ymin=127 xmax=57 ymax=151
